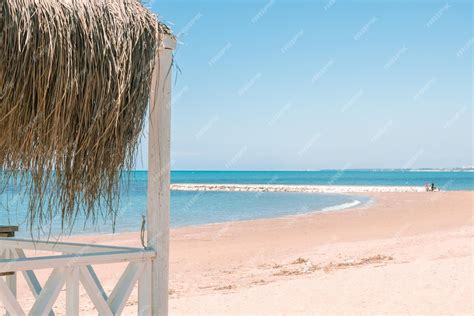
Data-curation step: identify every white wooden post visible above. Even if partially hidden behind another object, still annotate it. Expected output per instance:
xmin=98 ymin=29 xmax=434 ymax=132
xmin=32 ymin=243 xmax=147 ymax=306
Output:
xmin=5 ymin=250 xmax=16 ymax=316
xmin=146 ymin=35 xmax=176 ymax=316
xmin=138 ymin=260 xmax=152 ymax=315
xmin=66 ymin=267 xmax=79 ymax=315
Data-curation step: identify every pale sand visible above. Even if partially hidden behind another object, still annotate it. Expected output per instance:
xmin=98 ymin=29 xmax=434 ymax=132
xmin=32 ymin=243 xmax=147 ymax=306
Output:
xmin=3 ymin=191 xmax=473 ymax=315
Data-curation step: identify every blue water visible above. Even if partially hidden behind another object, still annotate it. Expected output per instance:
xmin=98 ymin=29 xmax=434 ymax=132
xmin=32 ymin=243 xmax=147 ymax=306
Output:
xmin=1 ymin=170 xmax=472 ymax=237
xmin=1 ymin=190 xmax=365 ymax=238
xmin=171 ymin=170 xmax=474 ymax=191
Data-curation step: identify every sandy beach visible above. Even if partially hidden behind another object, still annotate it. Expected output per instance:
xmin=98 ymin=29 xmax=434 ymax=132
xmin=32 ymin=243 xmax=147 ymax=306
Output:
xmin=3 ymin=190 xmax=473 ymax=315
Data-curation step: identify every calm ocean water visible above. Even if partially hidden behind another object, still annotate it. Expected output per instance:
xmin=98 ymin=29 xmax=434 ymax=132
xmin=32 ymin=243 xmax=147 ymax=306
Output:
xmin=169 ymin=170 xmax=474 ymax=190
xmin=1 ymin=170 xmax=472 ymax=237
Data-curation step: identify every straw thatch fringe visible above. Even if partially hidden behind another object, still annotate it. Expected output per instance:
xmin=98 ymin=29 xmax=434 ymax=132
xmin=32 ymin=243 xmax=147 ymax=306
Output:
xmin=0 ymin=0 xmax=170 ymax=232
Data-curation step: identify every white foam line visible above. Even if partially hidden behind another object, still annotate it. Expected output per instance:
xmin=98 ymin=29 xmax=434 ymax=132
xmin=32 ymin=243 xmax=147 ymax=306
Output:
xmin=171 ymin=183 xmax=426 ymax=193
xmin=320 ymin=199 xmax=361 ymax=212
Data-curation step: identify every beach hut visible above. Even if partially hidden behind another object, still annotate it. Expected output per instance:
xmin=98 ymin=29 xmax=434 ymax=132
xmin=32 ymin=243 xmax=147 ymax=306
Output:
xmin=0 ymin=0 xmax=175 ymax=314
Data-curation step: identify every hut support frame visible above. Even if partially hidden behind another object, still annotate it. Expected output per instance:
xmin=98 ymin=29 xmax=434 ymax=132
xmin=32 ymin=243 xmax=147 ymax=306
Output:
xmin=146 ymin=36 xmax=175 ymax=316
xmin=0 ymin=36 xmax=175 ymax=316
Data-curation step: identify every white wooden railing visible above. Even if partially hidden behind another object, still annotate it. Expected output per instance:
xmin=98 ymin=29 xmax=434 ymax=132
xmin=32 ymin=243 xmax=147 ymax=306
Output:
xmin=0 ymin=237 xmax=155 ymax=315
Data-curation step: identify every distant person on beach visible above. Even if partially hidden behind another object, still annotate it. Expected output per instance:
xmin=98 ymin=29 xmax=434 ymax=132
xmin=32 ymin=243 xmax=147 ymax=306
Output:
xmin=425 ymin=183 xmax=432 ymax=191
xmin=424 ymin=183 xmax=436 ymax=192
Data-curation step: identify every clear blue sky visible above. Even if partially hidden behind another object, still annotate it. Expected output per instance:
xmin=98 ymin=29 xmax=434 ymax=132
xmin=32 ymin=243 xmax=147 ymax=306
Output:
xmin=135 ymin=0 xmax=473 ymax=170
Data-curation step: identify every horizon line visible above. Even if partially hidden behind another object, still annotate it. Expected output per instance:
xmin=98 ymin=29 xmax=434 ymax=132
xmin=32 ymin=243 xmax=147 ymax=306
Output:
xmin=132 ymin=167 xmax=474 ymax=172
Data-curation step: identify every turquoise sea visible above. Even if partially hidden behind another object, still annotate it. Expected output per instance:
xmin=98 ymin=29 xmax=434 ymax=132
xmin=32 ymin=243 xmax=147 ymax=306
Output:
xmin=170 ymin=170 xmax=473 ymax=190
xmin=1 ymin=170 xmax=472 ymax=237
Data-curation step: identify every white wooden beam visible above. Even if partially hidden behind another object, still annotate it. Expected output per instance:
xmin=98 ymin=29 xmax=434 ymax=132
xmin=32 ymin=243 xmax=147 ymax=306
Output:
xmin=14 ymin=249 xmax=55 ymax=316
xmin=79 ymin=266 xmax=112 ymax=316
xmin=66 ymin=268 xmax=80 ymax=315
xmin=0 ymin=250 xmax=154 ymax=273
xmin=29 ymin=268 xmax=66 ymax=316
xmin=5 ymin=249 xmax=16 ymax=316
xmin=85 ymin=265 xmax=108 ymax=302
xmin=0 ymin=238 xmax=140 ymax=253
xmin=147 ymin=35 xmax=175 ymax=316
xmin=108 ymin=262 xmax=145 ymax=315
xmin=138 ymin=260 xmax=152 ymax=316
xmin=0 ymin=277 xmax=24 ymax=316
xmin=160 ymin=36 xmax=177 ymax=50
xmin=14 ymin=249 xmax=42 ymax=297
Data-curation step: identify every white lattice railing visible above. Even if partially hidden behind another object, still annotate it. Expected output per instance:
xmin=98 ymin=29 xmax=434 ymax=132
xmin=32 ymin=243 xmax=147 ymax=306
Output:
xmin=0 ymin=237 xmax=155 ymax=315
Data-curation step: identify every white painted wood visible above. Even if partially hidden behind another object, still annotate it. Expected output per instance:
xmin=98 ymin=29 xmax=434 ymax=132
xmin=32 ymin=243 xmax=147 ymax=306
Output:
xmin=138 ymin=260 xmax=152 ymax=316
xmin=1 ymin=247 xmax=150 ymax=315
xmin=161 ymin=36 xmax=177 ymax=50
xmin=108 ymin=262 xmax=145 ymax=314
xmin=13 ymin=249 xmax=55 ymax=316
xmin=79 ymin=266 xmax=112 ymax=316
xmin=0 ymin=238 xmax=139 ymax=253
xmin=15 ymin=249 xmax=42 ymax=297
xmin=20 ymin=268 xmax=43 ymax=297
xmin=0 ymin=250 xmax=154 ymax=273
xmin=66 ymin=268 xmax=79 ymax=315
xmin=29 ymin=268 xmax=66 ymax=316
xmin=148 ymin=37 xmax=174 ymax=316
xmin=5 ymin=249 xmax=16 ymax=316
xmin=85 ymin=265 xmax=108 ymax=302
xmin=0 ymin=277 xmax=25 ymax=316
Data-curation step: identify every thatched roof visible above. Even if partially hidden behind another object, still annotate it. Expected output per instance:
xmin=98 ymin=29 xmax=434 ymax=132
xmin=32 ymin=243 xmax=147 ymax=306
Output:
xmin=0 ymin=0 xmax=172 ymax=231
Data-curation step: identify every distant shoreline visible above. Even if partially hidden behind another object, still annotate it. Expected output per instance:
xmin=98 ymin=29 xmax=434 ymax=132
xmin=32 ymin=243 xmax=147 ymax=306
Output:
xmin=171 ymin=183 xmax=426 ymax=193
xmin=134 ymin=168 xmax=474 ymax=172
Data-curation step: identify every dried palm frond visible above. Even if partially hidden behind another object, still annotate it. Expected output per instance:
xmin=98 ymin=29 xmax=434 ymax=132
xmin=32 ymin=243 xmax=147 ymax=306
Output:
xmin=0 ymin=0 xmax=172 ymax=233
